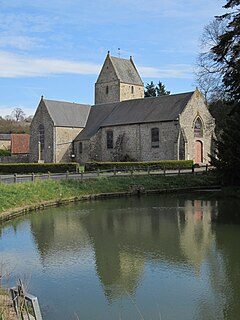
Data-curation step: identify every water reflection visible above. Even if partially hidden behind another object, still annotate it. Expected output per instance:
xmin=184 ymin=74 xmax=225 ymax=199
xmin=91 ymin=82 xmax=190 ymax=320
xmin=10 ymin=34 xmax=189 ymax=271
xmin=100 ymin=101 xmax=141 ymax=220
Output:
xmin=1 ymin=194 xmax=240 ymax=320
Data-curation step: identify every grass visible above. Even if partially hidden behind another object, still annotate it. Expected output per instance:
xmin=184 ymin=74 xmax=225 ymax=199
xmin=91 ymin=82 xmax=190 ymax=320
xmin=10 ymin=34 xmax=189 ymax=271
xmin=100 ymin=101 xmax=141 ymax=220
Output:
xmin=0 ymin=173 xmax=219 ymax=214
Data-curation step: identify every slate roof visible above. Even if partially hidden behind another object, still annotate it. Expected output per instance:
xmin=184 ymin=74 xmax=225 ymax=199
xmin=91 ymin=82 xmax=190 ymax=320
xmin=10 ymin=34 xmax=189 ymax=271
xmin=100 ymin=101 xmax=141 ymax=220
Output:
xmin=11 ymin=134 xmax=30 ymax=154
xmin=110 ymin=56 xmax=143 ymax=85
xmin=78 ymin=91 xmax=194 ymax=140
xmin=43 ymin=99 xmax=91 ymax=128
xmin=0 ymin=134 xmax=11 ymax=140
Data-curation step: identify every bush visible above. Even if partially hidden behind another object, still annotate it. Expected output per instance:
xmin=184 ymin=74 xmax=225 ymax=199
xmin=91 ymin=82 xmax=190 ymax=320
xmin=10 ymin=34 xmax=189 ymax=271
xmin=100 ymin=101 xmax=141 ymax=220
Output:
xmin=0 ymin=162 xmax=79 ymax=174
xmin=85 ymin=160 xmax=193 ymax=172
xmin=0 ymin=149 xmax=11 ymax=157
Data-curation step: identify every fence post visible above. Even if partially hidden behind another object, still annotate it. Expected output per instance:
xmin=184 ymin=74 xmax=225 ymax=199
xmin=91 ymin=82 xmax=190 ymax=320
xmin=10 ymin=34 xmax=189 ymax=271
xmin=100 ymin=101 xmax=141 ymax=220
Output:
xmin=163 ymin=166 xmax=166 ymax=176
xmin=192 ymin=165 xmax=195 ymax=174
xmin=178 ymin=166 xmax=180 ymax=176
xmin=66 ymin=170 xmax=69 ymax=179
xmin=81 ymin=170 xmax=83 ymax=182
xmin=114 ymin=166 xmax=116 ymax=176
xmin=97 ymin=169 xmax=100 ymax=176
xmin=14 ymin=173 xmax=17 ymax=183
xmin=206 ymin=164 xmax=208 ymax=172
xmin=48 ymin=171 xmax=51 ymax=180
xmin=147 ymin=167 xmax=150 ymax=175
xmin=31 ymin=173 xmax=35 ymax=182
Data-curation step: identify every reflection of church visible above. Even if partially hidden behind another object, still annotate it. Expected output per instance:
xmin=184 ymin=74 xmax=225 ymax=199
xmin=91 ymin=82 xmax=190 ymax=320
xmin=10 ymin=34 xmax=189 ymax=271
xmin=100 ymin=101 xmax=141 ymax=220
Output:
xmin=30 ymin=196 xmax=217 ymax=300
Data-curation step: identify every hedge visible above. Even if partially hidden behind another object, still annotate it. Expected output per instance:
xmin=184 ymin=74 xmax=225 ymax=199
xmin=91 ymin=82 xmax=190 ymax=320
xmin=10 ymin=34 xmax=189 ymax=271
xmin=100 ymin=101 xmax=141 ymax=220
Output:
xmin=0 ymin=162 xmax=79 ymax=174
xmin=85 ymin=160 xmax=194 ymax=172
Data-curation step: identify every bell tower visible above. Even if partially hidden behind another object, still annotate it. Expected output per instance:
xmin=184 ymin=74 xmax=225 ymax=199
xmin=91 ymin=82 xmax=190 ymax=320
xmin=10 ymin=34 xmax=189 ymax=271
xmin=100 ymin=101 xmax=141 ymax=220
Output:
xmin=95 ymin=51 xmax=144 ymax=105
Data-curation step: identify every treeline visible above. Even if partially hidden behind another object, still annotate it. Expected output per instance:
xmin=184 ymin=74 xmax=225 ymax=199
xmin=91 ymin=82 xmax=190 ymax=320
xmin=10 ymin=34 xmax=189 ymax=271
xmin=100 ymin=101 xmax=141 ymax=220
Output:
xmin=0 ymin=108 xmax=32 ymax=134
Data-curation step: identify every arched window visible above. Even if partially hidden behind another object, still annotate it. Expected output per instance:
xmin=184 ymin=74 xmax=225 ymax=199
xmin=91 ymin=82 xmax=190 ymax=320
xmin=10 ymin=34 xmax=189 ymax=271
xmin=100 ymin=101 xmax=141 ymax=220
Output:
xmin=106 ymin=86 xmax=109 ymax=94
xmin=79 ymin=142 xmax=83 ymax=154
xmin=39 ymin=124 xmax=45 ymax=149
xmin=194 ymin=118 xmax=203 ymax=138
xmin=131 ymin=86 xmax=134 ymax=94
xmin=107 ymin=130 xmax=113 ymax=149
xmin=151 ymin=128 xmax=159 ymax=148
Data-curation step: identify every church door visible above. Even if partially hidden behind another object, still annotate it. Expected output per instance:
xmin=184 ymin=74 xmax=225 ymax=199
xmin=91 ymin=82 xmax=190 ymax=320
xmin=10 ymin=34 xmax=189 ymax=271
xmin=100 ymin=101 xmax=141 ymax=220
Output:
xmin=194 ymin=140 xmax=203 ymax=163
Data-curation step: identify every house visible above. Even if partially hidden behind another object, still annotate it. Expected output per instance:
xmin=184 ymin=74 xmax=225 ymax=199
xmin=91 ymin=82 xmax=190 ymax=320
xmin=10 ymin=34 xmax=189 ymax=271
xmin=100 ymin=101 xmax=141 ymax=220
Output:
xmin=30 ymin=52 xmax=215 ymax=164
xmin=11 ymin=134 xmax=30 ymax=155
xmin=0 ymin=134 xmax=11 ymax=151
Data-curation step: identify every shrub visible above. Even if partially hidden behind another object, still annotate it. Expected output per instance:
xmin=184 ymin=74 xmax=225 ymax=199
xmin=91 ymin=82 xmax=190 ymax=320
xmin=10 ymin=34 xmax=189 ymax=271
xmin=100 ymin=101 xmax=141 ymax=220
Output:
xmin=85 ymin=160 xmax=193 ymax=172
xmin=0 ymin=162 xmax=79 ymax=174
xmin=0 ymin=149 xmax=11 ymax=157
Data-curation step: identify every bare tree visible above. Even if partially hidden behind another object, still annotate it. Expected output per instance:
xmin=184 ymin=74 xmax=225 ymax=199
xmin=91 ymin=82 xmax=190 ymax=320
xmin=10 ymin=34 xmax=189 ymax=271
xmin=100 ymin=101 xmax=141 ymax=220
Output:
xmin=195 ymin=18 xmax=228 ymax=103
xmin=11 ymin=107 xmax=26 ymax=122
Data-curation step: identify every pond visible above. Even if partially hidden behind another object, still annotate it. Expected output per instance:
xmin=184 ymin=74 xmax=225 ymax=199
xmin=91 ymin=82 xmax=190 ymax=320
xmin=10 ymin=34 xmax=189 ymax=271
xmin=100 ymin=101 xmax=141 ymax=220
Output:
xmin=1 ymin=193 xmax=240 ymax=320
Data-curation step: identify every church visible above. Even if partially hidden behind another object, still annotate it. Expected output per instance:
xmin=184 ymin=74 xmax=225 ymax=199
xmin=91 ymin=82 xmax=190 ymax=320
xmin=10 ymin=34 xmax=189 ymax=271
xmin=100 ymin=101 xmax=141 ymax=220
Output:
xmin=30 ymin=52 xmax=215 ymax=164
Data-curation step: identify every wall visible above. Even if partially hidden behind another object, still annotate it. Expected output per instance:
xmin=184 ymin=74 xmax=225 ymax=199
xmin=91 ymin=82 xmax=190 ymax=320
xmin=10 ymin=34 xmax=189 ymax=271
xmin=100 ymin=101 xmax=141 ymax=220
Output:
xmin=55 ymin=127 xmax=83 ymax=162
xmin=29 ymin=100 xmax=54 ymax=163
xmin=0 ymin=154 xmax=29 ymax=163
xmin=0 ymin=140 xmax=11 ymax=150
xmin=78 ymin=121 xmax=179 ymax=163
xmin=179 ymin=90 xmax=215 ymax=164
xmin=120 ymin=83 xmax=144 ymax=102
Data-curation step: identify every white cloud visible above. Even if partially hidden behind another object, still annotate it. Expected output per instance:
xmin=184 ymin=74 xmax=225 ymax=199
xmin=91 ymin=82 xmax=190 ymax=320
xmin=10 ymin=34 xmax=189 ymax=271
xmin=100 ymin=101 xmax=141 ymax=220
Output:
xmin=0 ymin=51 xmax=193 ymax=79
xmin=139 ymin=64 xmax=193 ymax=79
xmin=0 ymin=51 xmax=101 ymax=78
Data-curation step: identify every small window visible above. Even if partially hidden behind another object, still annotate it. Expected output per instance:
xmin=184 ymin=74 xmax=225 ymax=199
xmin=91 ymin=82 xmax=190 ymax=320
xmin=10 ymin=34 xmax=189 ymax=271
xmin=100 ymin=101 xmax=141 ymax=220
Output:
xmin=131 ymin=86 xmax=134 ymax=94
xmin=106 ymin=86 xmax=109 ymax=94
xmin=194 ymin=118 xmax=203 ymax=138
xmin=79 ymin=142 xmax=83 ymax=154
xmin=107 ymin=130 xmax=113 ymax=149
xmin=151 ymin=128 xmax=159 ymax=148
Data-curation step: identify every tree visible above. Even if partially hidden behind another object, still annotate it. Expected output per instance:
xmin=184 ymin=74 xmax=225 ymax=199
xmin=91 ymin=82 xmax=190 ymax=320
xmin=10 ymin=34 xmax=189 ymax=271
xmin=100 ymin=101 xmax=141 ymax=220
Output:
xmin=144 ymin=81 xmax=170 ymax=97
xmin=11 ymin=107 xmax=26 ymax=122
xmin=155 ymin=81 xmax=170 ymax=96
xmin=208 ymin=1 xmax=240 ymax=185
xmin=195 ymin=18 xmax=228 ymax=102
xmin=211 ymin=0 xmax=240 ymax=102
xmin=144 ymin=81 xmax=156 ymax=97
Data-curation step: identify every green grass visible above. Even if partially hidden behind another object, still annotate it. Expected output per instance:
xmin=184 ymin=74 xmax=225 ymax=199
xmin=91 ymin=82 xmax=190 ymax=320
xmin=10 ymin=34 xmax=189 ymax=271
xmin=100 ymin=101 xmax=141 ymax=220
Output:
xmin=0 ymin=173 xmax=219 ymax=213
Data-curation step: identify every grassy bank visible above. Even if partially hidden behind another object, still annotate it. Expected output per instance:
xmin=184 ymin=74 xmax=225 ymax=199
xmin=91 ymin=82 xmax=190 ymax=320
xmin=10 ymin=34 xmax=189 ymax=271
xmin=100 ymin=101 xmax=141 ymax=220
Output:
xmin=0 ymin=173 xmax=219 ymax=214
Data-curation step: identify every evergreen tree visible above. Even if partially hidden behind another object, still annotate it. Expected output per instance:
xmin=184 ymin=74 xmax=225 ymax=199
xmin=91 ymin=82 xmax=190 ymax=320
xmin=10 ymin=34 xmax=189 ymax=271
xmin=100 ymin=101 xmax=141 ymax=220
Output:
xmin=144 ymin=81 xmax=156 ymax=97
xmin=211 ymin=0 xmax=240 ymax=101
xmin=156 ymin=81 xmax=170 ymax=96
xmin=209 ymin=0 xmax=240 ymax=184
xmin=144 ymin=81 xmax=170 ymax=97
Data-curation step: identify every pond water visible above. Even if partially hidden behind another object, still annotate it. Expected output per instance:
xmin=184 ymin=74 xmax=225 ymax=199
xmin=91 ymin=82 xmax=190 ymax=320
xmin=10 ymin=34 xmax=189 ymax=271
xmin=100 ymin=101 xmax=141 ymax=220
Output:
xmin=1 ymin=193 xmax=240 ymax=320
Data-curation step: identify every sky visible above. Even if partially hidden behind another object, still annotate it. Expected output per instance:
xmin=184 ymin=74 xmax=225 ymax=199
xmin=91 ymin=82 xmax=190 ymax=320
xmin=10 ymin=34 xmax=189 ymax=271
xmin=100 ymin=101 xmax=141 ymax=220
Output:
xmin=0 ymin=0 xmax=226 ymax=117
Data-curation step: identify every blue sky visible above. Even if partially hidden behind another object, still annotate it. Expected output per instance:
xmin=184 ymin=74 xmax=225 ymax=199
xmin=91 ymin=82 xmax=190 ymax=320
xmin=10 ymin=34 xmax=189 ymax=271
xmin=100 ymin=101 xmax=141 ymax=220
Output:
xmin=0 ymin=0 xmax=226 ymax=117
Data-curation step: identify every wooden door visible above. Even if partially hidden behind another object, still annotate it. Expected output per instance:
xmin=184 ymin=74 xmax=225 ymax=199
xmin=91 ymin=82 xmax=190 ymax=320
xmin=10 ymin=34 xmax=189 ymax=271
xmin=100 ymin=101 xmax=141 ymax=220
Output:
xmin=194 ymin=140 xmax=203 ymax=163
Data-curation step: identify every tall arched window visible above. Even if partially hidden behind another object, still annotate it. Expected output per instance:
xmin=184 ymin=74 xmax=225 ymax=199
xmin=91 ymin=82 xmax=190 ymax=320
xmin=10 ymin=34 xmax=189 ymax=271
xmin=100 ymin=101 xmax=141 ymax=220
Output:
xmin=194 ymin=118 xmax=203 ymax=138
xmin=39 ymin=124 xmax=45 ymax=149
xmin=107 ymin=130 xmax=113 ymax=149
xmin=151 ymin=128 xmax=159 ymax=148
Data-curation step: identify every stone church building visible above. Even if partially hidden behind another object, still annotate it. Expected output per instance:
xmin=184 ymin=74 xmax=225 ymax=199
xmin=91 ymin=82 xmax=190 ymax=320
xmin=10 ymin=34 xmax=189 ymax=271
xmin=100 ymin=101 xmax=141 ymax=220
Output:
xmin=30 ymin=52 xmax=215 ymax=164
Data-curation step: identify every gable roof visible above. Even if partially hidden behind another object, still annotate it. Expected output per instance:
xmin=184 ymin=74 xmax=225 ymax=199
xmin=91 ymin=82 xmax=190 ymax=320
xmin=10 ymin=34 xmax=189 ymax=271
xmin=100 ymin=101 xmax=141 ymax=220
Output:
xmin=43 ymin=99 xmax=91 ymax=127
xmin=78 ymin=91 xmax=194 ymax=140
xmin=110 ymin=56 xmax=143 ymax=85
xmin=11 ymin=134 xmax=30 ymax=154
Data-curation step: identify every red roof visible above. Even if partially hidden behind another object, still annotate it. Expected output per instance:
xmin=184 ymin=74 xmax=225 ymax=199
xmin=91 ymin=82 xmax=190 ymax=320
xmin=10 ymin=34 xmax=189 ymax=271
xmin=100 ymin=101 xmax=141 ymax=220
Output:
xmin=11 ymin=134 xmax=30 ymax=154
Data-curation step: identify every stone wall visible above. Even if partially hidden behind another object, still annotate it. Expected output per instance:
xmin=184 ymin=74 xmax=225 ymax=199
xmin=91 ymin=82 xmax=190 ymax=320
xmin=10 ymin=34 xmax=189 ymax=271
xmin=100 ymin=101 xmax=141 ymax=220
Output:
xmin=78 ymin=121 xmax=179 ymax=163
xmin=55 ymin=127 xmax=82 ymax=162
xmin=30 ymin=100 xmax=54 ymax=163
xmin=120 ymin=83 xmax=144 ymax=102
xmin=179 ymin=90 xmax=215 ymax=164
